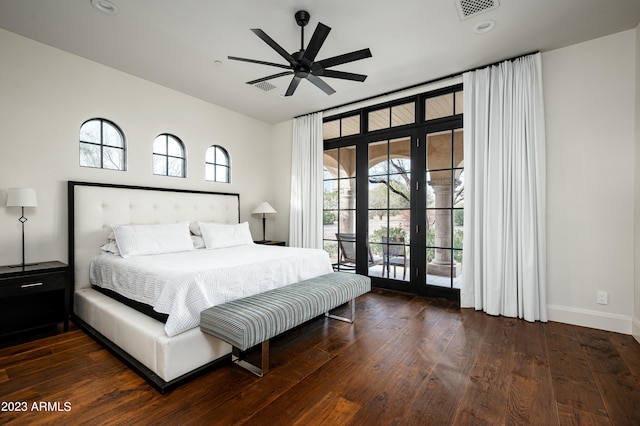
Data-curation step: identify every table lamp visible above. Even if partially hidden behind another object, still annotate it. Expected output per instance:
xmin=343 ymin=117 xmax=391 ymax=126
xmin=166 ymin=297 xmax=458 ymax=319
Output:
xmin=252 ymin=202 xmax=276 ymax=242
xmin=6 ymin=187 xmax=38 ymax=269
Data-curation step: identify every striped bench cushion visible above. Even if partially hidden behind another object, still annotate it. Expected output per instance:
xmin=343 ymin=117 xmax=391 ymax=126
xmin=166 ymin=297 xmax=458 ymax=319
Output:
xmin=200 ymin=272 xmax=370 ymax=351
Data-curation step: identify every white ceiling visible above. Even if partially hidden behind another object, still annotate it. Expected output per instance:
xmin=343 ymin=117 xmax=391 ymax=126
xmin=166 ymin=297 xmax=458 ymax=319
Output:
xmin=1 ymin=0 xmax=639 ymax=124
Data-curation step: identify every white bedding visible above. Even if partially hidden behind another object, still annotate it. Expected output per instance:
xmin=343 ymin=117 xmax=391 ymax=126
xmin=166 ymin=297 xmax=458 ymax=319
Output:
xmin=89 ymin=244 xmax=333 ymax=336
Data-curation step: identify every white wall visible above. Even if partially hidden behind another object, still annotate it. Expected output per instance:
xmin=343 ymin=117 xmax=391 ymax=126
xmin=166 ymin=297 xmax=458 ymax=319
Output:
xmin=543 ymin=29 xmax=637 ymax=334
xmin=634 ymin=22 xmax=640 ymax=343
xmin=0 ymin=29 xmax=279 ymax=266
xmin=270 ymin=120 xmax=294 ymax=244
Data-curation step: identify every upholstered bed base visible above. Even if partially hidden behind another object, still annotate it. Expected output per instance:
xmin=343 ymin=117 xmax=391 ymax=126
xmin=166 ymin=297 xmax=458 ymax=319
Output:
xmin=74 ymin=288 xmax=232 ymax=388
xmin=68 ymin=181 xmax=241 ymax=392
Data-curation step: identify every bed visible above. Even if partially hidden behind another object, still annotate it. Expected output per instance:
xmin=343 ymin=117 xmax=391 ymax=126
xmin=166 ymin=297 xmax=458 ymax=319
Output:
xmin=68 ymin=181 xmax=333 ymax=392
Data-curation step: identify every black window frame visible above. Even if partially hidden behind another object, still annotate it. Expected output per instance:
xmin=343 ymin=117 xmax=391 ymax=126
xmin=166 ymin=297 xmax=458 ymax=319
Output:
xmin=79 ymin=118 xmax=126 ymax=171
xmin=152 ymin=133 xmax=186 ymax=178
xmin=205 ymin=145 xmax=231 ymax=183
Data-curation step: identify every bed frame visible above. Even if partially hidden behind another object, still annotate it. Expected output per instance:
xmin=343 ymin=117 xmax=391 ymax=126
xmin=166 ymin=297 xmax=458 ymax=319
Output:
xmin=68 ymin=181 xmax=241 ymax=392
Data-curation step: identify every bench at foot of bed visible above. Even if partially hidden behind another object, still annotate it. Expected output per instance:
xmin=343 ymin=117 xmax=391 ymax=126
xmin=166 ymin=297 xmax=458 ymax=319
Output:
xmin=199 ymin=272 xmax=371 ymax=377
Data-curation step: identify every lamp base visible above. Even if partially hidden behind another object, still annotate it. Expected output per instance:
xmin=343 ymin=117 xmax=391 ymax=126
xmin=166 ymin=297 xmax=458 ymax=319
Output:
xmin=262 ymin=215 xmax=267 ymax=241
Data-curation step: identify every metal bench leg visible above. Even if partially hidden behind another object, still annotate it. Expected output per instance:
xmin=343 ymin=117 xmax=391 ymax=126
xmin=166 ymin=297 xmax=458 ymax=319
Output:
xmin=325 ymin=298 xmax=356 ymax=323
xmin=232 ymin=340 xmax=269 ymax=377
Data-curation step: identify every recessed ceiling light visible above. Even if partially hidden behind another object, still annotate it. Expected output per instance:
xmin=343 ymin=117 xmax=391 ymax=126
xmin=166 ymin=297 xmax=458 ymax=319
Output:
xmin=91 ymin=0 xmax=119 ymax=15
xmin=473 ymin=20 xmax=496 ymax=34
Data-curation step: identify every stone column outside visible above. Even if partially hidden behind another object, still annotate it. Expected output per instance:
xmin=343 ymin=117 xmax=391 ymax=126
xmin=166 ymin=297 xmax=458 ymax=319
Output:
xmin=428 ymin=178 xmax=461 ymax=277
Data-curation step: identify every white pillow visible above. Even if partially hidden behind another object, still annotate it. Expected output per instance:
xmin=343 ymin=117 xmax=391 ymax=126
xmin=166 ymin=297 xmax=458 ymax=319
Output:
xmin=111 ymin=222 xmax=194 ymax=258
xmin=199 ymin=221 xmax=254 ymax=249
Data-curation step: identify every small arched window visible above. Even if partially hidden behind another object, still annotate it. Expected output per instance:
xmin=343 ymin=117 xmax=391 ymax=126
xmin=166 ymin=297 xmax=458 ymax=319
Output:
xmin=153 ymin=134 xmax=186 ymax=178
xmin=79 ymin=118 xmax=126 ymax=170
xmin=205 ymin=145 xmax=230 ymax=183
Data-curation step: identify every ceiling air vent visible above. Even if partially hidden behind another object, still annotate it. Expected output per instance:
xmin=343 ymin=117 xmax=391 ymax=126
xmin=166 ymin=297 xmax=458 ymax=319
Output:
xmin=254 ymin=81 xmax=276 ymax=92
xmin=455 ymin=0 xmax=499 ymax=20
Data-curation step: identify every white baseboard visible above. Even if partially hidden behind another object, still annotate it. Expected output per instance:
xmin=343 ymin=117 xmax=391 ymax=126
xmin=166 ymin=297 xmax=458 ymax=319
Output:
xmin=633 ymin=317 xmax=640 ymax=344
xmin=547 ymin=304 xmax=632 ymax=335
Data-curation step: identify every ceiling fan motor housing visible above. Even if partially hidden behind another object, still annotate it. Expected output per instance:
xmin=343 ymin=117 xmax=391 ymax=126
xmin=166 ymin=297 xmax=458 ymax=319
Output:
xmin=295 ymin=10 xmax=310 ymax=27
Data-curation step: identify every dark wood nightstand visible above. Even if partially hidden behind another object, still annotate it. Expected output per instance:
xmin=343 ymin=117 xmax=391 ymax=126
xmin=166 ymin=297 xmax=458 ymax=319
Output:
xmin=0 ymin=261 xmax=70 ymax=341
xmin=254 ymin=240 xmax=286 ymax=246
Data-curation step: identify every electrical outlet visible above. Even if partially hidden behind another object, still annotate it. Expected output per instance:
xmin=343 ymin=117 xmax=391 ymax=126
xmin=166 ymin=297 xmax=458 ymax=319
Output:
xmin=597 ymin=291 xmax=608 ymax=305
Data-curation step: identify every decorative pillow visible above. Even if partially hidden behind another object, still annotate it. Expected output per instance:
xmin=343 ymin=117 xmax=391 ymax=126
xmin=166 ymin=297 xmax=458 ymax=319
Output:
xmin=111 ymin=222 xmax=194 ymax=258
xmin=199 ymin=221 xmax=254 ymax=249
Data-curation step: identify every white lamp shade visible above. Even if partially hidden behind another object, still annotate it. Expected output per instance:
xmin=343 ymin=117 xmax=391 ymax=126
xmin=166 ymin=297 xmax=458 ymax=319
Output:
xmin=252 ymin=201 xmax=276 ymax=215
xmin=6 ymin=188 xmax=38 ymax=208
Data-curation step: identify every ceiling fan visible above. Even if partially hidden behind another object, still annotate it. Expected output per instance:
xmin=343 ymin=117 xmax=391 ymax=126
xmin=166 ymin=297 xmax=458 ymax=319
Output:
xmin=228 ymin=10 xmax=372 ymax=97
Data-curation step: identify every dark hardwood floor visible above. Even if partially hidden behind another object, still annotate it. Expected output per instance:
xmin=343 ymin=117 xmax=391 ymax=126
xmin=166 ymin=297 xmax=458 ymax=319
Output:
xmin=1 ymin=289 xmax=639 ymax=425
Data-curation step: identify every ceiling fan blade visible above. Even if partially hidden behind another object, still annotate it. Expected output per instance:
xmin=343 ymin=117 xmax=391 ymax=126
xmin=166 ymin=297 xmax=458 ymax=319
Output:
xmin=251 ymin=29 xmax=297 ymax=66
xmin=321 ymin=70 xmax=368 ymax=82
xmin=302 ymin=22 xmax=331 ymax=64
xmin=227 ymin=56 xmax=291 ymax=70
xmin=285 ymin=76 xmax=303 ymax=97
xmin=307 ymin=74 xmax=336 ymax=95
xmin=246 ymin=71 xmax=293 ymax=85
xmin=317 ymin=48 xmax=372 ymax=69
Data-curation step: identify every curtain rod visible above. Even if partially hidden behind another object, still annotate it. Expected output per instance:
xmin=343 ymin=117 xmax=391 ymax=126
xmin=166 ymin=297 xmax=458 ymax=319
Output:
xmin=297 ymin=50 xmax=539 ymax=119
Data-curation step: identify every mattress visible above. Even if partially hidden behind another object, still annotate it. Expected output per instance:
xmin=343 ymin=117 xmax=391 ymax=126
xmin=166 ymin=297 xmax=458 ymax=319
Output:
xmin=90 ymin=244 xmax=333 ymax=336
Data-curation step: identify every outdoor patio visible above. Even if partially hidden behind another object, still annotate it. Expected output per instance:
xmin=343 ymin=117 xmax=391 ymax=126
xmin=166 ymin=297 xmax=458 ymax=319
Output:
xmin=333 ymin=263 xmax=462 ymax=290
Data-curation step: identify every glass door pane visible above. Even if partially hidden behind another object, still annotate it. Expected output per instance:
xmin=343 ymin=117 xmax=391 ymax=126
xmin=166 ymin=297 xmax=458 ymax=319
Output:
xmin=425 ymin=129 xmax=464 ymax=290
xmin=323 ymin=146 xmax=357 ymax=272
xmin=368 ymin=137 xmax=411 ymax=282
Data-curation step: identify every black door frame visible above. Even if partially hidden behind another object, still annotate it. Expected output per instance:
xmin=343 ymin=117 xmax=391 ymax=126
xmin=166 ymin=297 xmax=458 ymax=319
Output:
xmin=324 ymin=84 xmax=463 ymax=302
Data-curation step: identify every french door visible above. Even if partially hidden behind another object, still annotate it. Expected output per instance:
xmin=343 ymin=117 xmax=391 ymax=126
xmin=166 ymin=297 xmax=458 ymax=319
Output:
xmin=323 ymin=86 xmax=463 ymax=302
xmin=365 ymin=132 xmax=416 ymax=293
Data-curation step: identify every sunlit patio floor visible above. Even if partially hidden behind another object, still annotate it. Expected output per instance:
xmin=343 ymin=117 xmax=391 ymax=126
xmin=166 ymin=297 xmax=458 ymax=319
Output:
xmin=334 ymin=263 xmax=462 ymax=289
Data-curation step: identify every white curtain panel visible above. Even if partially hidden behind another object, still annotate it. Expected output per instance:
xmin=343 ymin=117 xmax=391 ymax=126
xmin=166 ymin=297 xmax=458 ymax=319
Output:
xmin=289 ymin=112 xmax=324 ymax=249
xmin=461 ymin=53 xmax=547 ymax=322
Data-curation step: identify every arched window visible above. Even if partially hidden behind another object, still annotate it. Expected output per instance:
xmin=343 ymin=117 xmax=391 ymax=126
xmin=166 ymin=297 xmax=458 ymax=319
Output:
xmin=205 ymin=145 xmax=230 ymax=183
xmin=153 ymin=134 xmax=186 ymax=178
xmin=79 ymin=118 xmax=126 ymax=170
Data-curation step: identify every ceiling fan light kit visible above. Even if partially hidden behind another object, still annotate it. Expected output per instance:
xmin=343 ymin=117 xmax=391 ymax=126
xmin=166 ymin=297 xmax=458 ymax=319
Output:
xmin=228 ymin=10 xmax=372 ymax=97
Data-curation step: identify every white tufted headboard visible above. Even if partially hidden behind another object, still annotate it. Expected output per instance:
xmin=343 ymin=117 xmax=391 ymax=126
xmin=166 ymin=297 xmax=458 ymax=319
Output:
xmin=68 ymin=181 xmax=240 ymax=293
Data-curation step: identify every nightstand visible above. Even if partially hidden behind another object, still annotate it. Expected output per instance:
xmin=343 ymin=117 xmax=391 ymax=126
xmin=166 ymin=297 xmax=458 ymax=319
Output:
xmin=254 ymin=240 xmax=286 ymax=246
xmin=0 ymin=261 xmax=70 ymax=341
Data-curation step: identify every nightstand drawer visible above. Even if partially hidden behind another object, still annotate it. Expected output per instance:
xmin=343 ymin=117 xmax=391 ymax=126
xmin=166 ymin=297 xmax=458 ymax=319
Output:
xmin=0 ymin=261 xmax=70 ymax=340
xmin=0 ymin=271 xmax=67 ymax=297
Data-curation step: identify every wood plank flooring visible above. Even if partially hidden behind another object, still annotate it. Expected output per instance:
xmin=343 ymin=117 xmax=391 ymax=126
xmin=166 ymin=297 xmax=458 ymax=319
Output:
xmin=1 ymin=289 xmax=639 ymax=425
